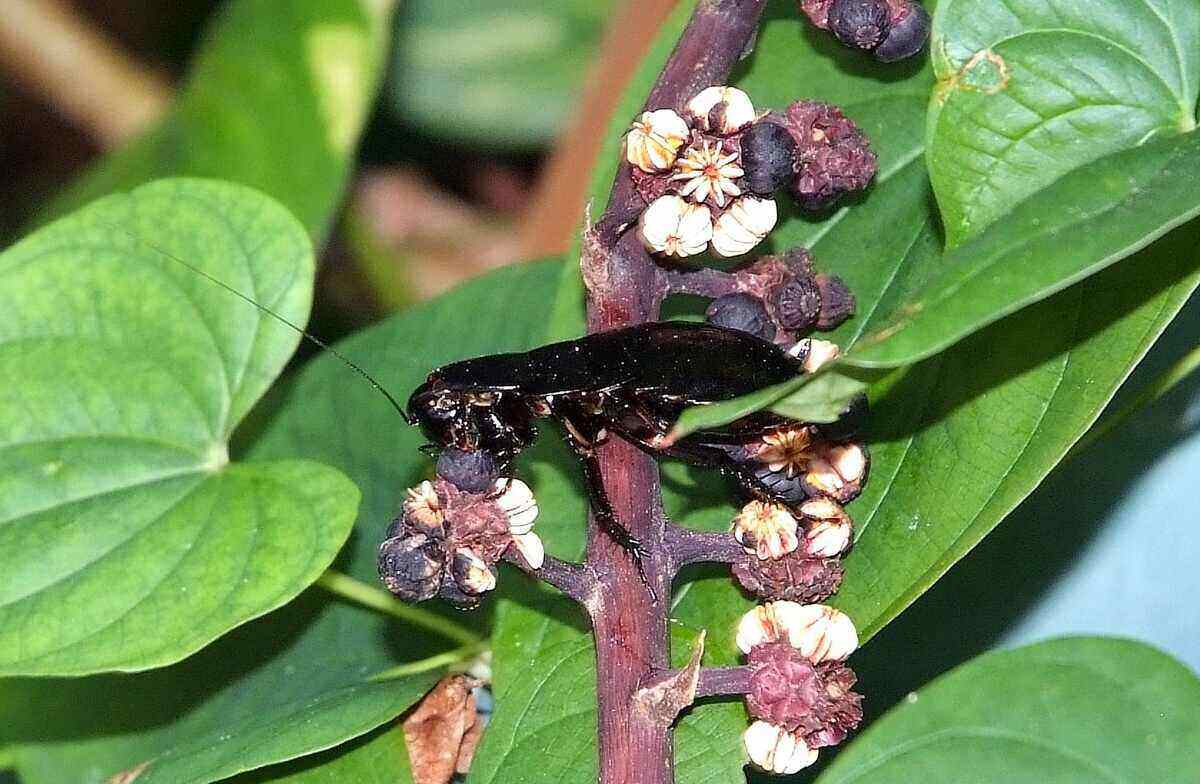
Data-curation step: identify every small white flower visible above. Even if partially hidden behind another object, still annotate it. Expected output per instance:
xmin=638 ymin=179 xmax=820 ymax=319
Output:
xmin=788 ymin=337 xmax=841 ymax=373
xmin=452 ymin=548 xmax=497 ymax=595
xmin=670 ymin=140 xmax=744 ymax=207
xmin=687 ymin=85 xmax=756 ymax=135
xmin=828 ymin=443 xmax=868 ymax=484
xmin=756 ymin=427 xmax=815 ymax=477
xmin=510 ymin=531 xmax=546 ymax=570
xmin=736 ymin=601 xmax=858 ymax=663
xmin=800 ymin=498 xmax=853 ymax=558
xmin=494 ymin=478 xmax=538 ymax=534
xmin=639 ymin=195 xmax=713 ymax=258
xmin=710 ymin=195 xmax=777 ymax=257
xmin=743 ymin=721 xmax=819 ymax=775
xmin=732 ymin=500 xmax=799 ymax=561
xmin=625 ymin=109 xmax=690 ymax=173
xmin=805 ymin=443 xmax=868 ymax=501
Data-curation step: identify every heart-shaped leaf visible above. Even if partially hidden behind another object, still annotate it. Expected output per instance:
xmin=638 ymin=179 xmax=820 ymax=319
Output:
xmin=928 ymin=0 xmax=1200 ymax=246
xmin=816 ymin=637 xmax=1200 ymax=783
xmin=0 ymin=179 xmax=359 ymax=676
xmin=47 ymin=0 xmax=397 ymax=237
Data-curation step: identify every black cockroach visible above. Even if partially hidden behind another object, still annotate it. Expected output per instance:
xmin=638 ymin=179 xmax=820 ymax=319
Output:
xmin=407 ymin=321 xmax=812 ymax=560
xmin=137 ymin=236 xmax=814 ymax=570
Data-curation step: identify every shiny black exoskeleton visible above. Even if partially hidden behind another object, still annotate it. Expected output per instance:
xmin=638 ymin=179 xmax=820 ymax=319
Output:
xmin=407 ymin=321 xmax=806 ymax=560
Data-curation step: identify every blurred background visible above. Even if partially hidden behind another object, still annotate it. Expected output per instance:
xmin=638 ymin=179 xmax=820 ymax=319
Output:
xmin=2 ymin=0 xmax=1197 ymax=731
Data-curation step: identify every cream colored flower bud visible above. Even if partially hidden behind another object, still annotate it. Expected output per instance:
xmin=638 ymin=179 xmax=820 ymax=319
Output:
xmin=494 ymin=478 xmax=539 ymax=534
xmin=511 ymin=531 xmax=546 ymax=570
xmin=785 ymin=604 xmax=858 ymax=663
xmin=687 ymin=86 xmax=756 ymax=135
xmin=743 ymin=721 xmax=819 ymax=775
xmin=802 ymin=512 xmax=853 ymax=559
xmin=625 ymin=109 xmax=690 ymax=172
xmin=736 ymin=601 xmax=804 ymax=653
xmin=805 ymin=443 xmax=868 ymax=501
xmin=710 ymin=196 xmax=777 ymax=257
xmin=452 ymin=549 xmax=497 ymax=595
xmin=732 ymin=500 xmax=799 ymax=561
xmin=828 ymin=443 xmax=868 ymax=484
xmin=639 ymin=195 xmax=713 ymax=258
xmin=403 ymin=480 xmax=444 ymax=532
xmin=788 ymin=337 xmax=841 ymax=373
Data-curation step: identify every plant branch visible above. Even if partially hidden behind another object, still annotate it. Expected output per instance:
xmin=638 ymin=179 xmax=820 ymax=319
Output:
xmin=664 ymin=524 xmax=745 ymax=568
xmin=662 ymin=265 xmax=744 ymax=298
xmin=580 ymin=2 xmax=770 ymax=782
xmin=501 ymin=550 xmax=597 ymax=605
xmin=315 ymin=570 xmax=482 ymax=647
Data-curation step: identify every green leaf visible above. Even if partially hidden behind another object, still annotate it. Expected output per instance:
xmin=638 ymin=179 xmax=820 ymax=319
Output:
xmin=928 ymin=0 xmax=1200 ymax=246
xmin=817 ymin=637 xmax=1200 ymax=783
xmin=669 ymin=370 xmax=868 ymax=442
xmin=390 ymin=0 xmax=612 ymax=149
xmin=0 ymin=179 xmax=358 ymax=677
xmin=46 ymin=0 xmax=397 ymax=237
xmin=849 ymin=130 xmax=1200 ymax=368
xmin=2 ymin=594 xmax=437 ymax=784
xmin=231 ymin=724 xmax=414 ymax=784
xmin=2 ymin=263 xmax=564 ymax=784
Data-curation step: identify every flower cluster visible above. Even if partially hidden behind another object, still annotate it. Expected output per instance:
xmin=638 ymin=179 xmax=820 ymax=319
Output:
xmin=737 ymin=603 xmax=863 ymax=773
xmin=625 ymin=86 xmax=877 ymax=260
xmin=799 ymin=0 xmax=931 ymax=62
xmin=378 ymin=467 xmax=544 ymax=609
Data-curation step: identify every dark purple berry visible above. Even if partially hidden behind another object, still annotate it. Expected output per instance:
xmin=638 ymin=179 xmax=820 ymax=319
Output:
xmin=774 ymin=275 xmax=822 ymax=331
xmin=707 ymin=293 xmax=776 ymax=342
xmin=874 ymin=2 xmax=930 ymax=62
xmin=436 ymin=447 xmax=499 ymax=493
xmin=784 ymin=101 xmax=877 ymax=212
xmin=740 ymin=122 xmax=798 ymax=196
xmin=828 ymin=0 xmax=891 ymax=50
xmin=378 ymin=532 xmax=445 ymax=603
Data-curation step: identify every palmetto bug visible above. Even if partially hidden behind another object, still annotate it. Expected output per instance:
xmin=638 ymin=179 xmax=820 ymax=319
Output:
xmin=407 ymin=320 xmax=817 ymax=560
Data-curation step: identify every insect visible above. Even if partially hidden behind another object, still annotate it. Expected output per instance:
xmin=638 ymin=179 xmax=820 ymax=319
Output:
xmin=406 ymin=321 xmax=814 ymax=561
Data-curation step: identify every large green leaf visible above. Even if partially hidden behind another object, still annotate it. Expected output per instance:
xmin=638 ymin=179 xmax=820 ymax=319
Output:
xmin=46 ymin=0 xmax=396 ymax=238
xmin=928 ymin=0 xmax=1200 ymax=246
xmin=1 ymin=262 xmax=565 ymax=784
xmin=390 ymin=0 xmax=612 ymax=149
xmin=817 ymin=637 xmax=1200 ymax=783
xmin=0 ymin=179 xmax=358 ymax=677
xmin=233 ymin=724 xmax=414 ymax=784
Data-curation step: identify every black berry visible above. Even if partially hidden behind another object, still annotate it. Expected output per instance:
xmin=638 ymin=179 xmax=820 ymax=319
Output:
xmin=774 ymin=275 xmax=822 ymax=331
xmin=751 ymin=462 xmax=808 ymax=505
xmin=740 ymin=122 xmax=798 ymax=196
xmin=436 ymin=447 xmax=499 ymax=493
xmin=377 ymin=532 xmax=445 ymax=603
xmin=874 ymin=2 xmax=930 ymax=62
xmin=707 ymin=293 xmax=777 ymax=342
xmin=828 ymin=0 xmax=891 ymax=50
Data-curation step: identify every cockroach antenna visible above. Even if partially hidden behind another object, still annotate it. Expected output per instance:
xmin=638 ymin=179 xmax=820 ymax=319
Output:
xmin=111 ymin=225 xmax=416 ymax=425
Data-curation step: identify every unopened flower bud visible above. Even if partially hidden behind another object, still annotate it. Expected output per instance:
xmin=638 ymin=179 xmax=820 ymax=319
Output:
xmin=639 ymin=195 xmax=713 ymax=258
xmin=493 ymin=478 xmax=539 ymax=534
xmin=740 ymin=122 xmax=798 ymax=195
xmin=803 ymin=442 xmax=869 ymax=503
xmin=815 ymin=273 xmax=856 ymax=330
xmin=789 ymin=338 xmax=841 ymax=373
xmin=687 ymin=85 xmax=756 ymax=135
xmin=743 ymin=721 xmax=819 ymax=775
xmin=403 ymin=480 xmax=444 ymax=535
xmin=451 ymin=548 xmax=497 ymax=595
xmin=711 ymin=195 xmax=777 ymax=258
xmin=378 ymin=532 xmax=445 ymax=603
xmin=773 ymin=274 xmax=822 ymax=332
xmin=733 ymin=501 xmax=800 ymax=561
xmin=509 ymin=531 xmax=546 ymax=570
xmin=800 ymin=498 xmax=853 ymax=557
xmin=737 ymin=602 xmax=858 ymax=663
xmin=707 ymin=292 xmax=776 ymax=342
xmin=437 ymin=447 xmax=499 ymax=493
xmin=828 ymin=0 xmax=892 ymax=50
xmin=874 ymin=1 xmax=931 ymax=62
xmin=625 ymin=109 xmax=690 ymax=172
